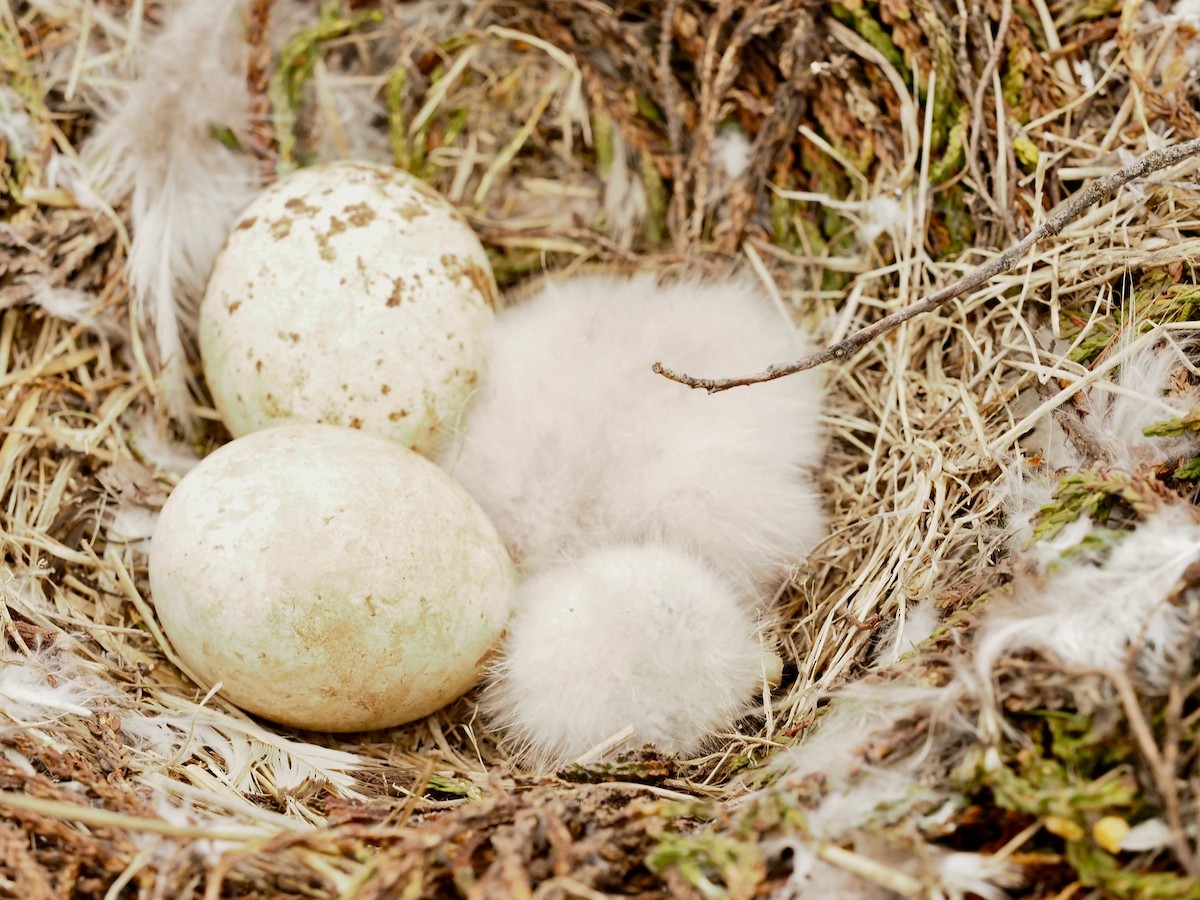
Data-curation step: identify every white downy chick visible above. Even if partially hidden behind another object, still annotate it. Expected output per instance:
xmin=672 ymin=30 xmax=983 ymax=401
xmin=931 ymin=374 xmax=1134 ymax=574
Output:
xmin=440 ymin=273 xmax=826 ymax=594
xmin=483 ymin=543 xmax=771 ymax=769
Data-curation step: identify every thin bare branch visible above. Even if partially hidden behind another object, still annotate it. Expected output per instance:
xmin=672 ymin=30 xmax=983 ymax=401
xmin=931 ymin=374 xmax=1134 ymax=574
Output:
xmin=653 ymin=136 xmax=1200 ymax=392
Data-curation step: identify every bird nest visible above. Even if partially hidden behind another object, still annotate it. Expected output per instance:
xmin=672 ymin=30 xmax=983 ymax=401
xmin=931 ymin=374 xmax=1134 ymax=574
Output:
xmin=3 ymin=0 xmax=1200 ymax=897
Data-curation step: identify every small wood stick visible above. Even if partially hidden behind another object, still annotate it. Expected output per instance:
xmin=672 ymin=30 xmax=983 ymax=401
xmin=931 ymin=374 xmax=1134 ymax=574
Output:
xmin=653 ymin=136 xmax=1200 ymax=393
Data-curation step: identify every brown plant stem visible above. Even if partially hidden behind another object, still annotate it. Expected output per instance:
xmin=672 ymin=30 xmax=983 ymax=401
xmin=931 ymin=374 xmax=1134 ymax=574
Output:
xmin=653 ymin=136 xmax=1200 ymax=393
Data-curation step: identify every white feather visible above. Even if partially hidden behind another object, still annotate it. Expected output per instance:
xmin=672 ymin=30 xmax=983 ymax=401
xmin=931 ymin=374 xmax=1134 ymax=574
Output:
xmin=82 ymin=0 xmax=260 ymax=427
xmin=0 ymin=646 xmax=116 ymax=723
xmin=484 ymin=543 xmax=768 ymax=769
xmin=0 ymin=86 xmax=37 ymax=160
xmin=1172 ymin=0 xmax=1200 ymax=27
xmin=441 ymin=274 xmax=826 ymax=594
xmin=992 ymin=463 xmax=1058 ymax=554
xmin=1119 ymin=817 xmax=1175 ymax=852
xmin=806 ymin=769 xmax=934 ymax=840
xmin=1033 ymin=337 xmax=1200 ymax=471
xmin=1081 ymin=338 xmax=1200 ymax=469
xmin=775 ymin=680 xmax=967 ymax=784
xmin=712 ymin=127 xmax=753 ymax=179
xmin=106 ymin=504 xmax=159 ymax=545
xmin=121 ymin=709 xmax=365 ymax=799
xmin=933 ymin=852 xmax=1022 ymax=900
xmin=601 ymin=129 xmax=648 ymax=249
xmin=768 ymin=837 xmax=1019 ymax=900
xmin=765 ymin=840 xmax=892 ymax=900
xmin=127 ymin=412 xmax=201 ymax=476
xmin=873 ymin=596 xmax=942 ymax=668
xmin=975 ymin=506 xmax=1200 ymax=694
xmin=28 ymin=283 xmax=125 ymax=340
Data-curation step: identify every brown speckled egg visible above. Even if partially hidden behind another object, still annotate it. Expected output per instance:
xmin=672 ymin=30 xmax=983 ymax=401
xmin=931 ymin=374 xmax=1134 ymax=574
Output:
xmin=200 ymin=162 xmax=496 ymax=456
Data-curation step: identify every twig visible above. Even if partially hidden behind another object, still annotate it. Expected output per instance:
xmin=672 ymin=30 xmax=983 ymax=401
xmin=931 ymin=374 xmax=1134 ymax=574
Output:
xmin=653 ymin=136 xmax=1200 ymax=393
xmin=1111 ymin=671 xmax=1196 ymax=873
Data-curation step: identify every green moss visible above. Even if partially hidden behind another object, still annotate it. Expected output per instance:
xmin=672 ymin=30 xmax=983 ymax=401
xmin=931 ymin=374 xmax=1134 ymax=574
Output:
xmin=641 ymin=155 xmax=668 ymax=246
xmin=425 ymin=774 xmax=484 ymax=801
xmin=385 ymin=67 xmax=410 ymax=170
xmin=1173 ymin=457 xmax=1200 ymax=480
xmin=916 ymin=0 xmax=959 ymax=150
xmin=593 ymin=114 xmax=616 ymax=178
xmin=931 ymin=183 xmax=976 ymax=255
xmin=1002 ymin=43 xmax=1032 ymax=123
xmin=831 ymin=3 xmax=911 ymax=81
xmin=440 ymin=108 xmax=470 ymax=151
xmin=1012 ymin=131 xmax=1040 ymax=171
xmin=1032 ymin=471 xmax=1140 ymax=542
xmin=635 ymin=93 xmax=665 ymax=124
xmin=0 ymin=23 xmax=45 ymax=204
xmin=1070 ymin=0 xmax=1121 ymax=22
xmin=929 ymin=106 xmax=968 ymax=184
xmin=1064 ymin=318 xmax=1117 ymax=365
xmin=648 ymin=831 xmax=764 ymax=899
xmin=1144 ymin=408 xmax=1200 ymax=438
xmin=268 ymin=3 xmax=386 ymax=170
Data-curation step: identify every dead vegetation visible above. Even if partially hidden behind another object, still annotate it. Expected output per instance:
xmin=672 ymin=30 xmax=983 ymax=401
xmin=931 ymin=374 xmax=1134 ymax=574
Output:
xmin=3 ymin=0 xmax=1200 ymax=896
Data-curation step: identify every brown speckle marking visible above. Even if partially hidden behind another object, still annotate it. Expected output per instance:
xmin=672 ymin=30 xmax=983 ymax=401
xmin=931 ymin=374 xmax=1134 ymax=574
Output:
xmin=465 ymin=262 xmax=498 ymax=309
xmin=255 ymin=359 xmax=263 ymax=373
xmin=349 ymin=417 xmax=363 ymax=429
xmin=389 ymin=410 xmax=410 ymax=421
xmin=440 ymin=254 xmax=498 ymax=309
xmin=226 ymin=300 xmax=242 ymax=314
xmin=397 ymin=201 xmax=429 ymax=221
xmin=327 ymin=216 xmax=347 ymax=237
xmin=381 ymin=384 xmax=391 ymax=395
xmin=269 ymin=217 xmax=292 ymax=239
xmin=278 ymin=331 xmax=302 ymax=344
xmin=263 ymin=393 xmax=289 ymax=418
xmin=315 ymin=231 xmax=336 ymax=261
xmin=387 ymin=277 xmax=406 ymax=307
xmin=284 ymin=197 xmax=320 ymax=216
xmin=344 ymin=202 xmax=376 ymax=226
xmin=236 ymin=216 xmax=257 ymax=230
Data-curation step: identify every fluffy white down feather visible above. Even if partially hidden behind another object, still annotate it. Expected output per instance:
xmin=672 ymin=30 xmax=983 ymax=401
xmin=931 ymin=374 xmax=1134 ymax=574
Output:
xmin=975 ymin=505 xmax=1200 ymax=694
xmin=83 ymin=0 xmax=260 ymax=426
xmin=0 ymin=645 xmax=116 ymax=724
xmin=1032 ymin=337 xmax=1200 ymax=471
xmin=440 ymin=274 xmax=826 ymax=594
xmin=483 ymin=543 xmax=768 ymax=768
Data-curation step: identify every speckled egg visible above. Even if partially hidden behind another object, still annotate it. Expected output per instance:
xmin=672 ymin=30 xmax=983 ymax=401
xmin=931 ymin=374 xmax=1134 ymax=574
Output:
xmin=200 ymin=162 xmax=497 ymax=456
xmin=148 ymin=424 xmax=516 ymax=732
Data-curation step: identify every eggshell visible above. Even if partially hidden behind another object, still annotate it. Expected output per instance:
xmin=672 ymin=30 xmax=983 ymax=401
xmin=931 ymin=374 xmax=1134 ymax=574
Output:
xmin=148 ymin=424 xmax=515 ymax=732
xmin=199 ymin=162 xmax=497 ymax=455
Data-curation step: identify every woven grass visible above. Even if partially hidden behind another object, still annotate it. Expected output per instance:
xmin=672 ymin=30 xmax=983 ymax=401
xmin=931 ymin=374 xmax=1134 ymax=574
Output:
xmin=3 ymin=0 xmax=1200 ymax=896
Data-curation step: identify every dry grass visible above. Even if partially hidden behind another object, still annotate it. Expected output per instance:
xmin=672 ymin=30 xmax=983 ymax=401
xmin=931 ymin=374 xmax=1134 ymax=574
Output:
xmin=3 ymin=0 xmax=1200 ymax=896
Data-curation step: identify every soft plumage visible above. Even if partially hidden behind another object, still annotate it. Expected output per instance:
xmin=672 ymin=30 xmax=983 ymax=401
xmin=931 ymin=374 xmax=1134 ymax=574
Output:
xmin=83 ymin=0 xmax=260 ymax=427
xmin=440 ymin=273 xmax=826 ymax=595
xmin=974 ymin=505 xmax=1200 ymax=695
xmin=873 ymin=596 xmax=942 ymax=668
xmin=1032 ymin=336 xmax=1200 ymax=471
xmin=0 ymin=644 xmax=116 ymax=725
xmin=483 ymin=543 xmax=770 ymax=769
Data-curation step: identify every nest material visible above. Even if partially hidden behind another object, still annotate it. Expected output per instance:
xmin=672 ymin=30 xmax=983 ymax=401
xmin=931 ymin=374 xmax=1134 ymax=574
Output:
xmin=3 ymin=0 xmax=1200 ymax=896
